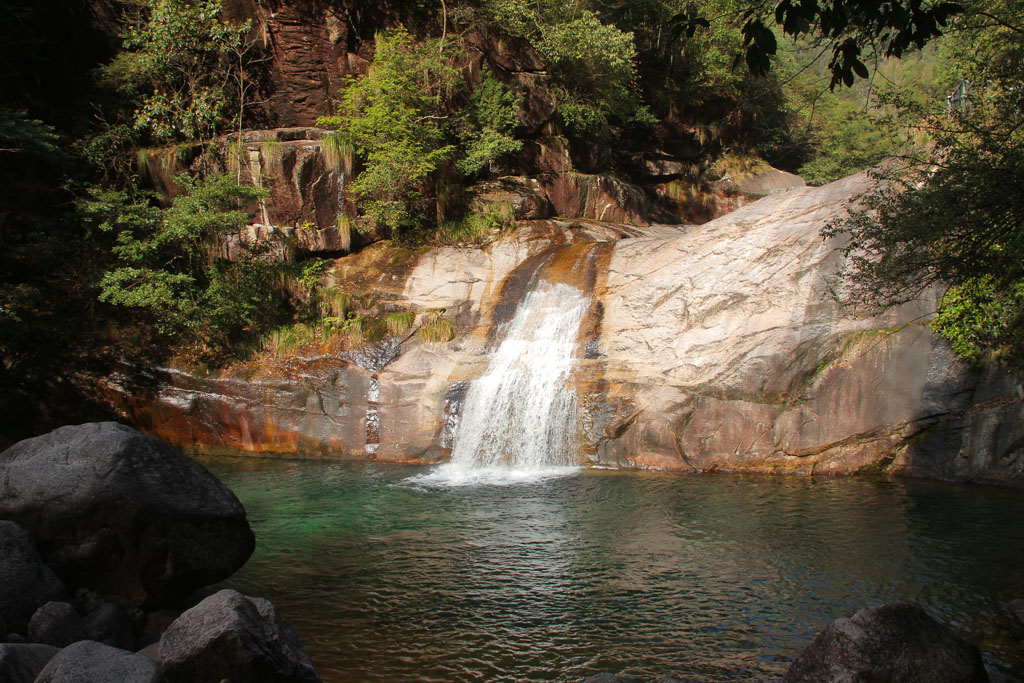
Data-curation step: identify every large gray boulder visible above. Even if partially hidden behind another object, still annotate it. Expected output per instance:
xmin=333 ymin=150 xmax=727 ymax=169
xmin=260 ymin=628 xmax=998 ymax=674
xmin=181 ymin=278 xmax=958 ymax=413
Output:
xmin=0 ymin=520 xmax=66 ymax=633
xmin=34 ymin=640 xmax=162 ymax=683
xmin=785 ymin=602 xmax=989 ymax=682
xmin=27 ymin=601 xmax=88 ymax=648
xmin=0 ymin=643 xmax=61 ymax=683
xmin=159 ymin=589 xmax=320 ymax=683
xmin=0 ymin=422 xmax=255 ymax=608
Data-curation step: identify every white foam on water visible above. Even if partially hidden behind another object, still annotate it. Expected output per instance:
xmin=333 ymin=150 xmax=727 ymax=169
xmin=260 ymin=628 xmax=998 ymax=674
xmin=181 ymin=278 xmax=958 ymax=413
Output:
xmin=405 ymin=463 xmax=580 ymax=488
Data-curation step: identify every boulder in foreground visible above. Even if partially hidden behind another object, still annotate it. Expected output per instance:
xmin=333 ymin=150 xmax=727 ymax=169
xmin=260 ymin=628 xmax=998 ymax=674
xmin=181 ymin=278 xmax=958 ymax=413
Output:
xmin=160 ymin=588 xmax=320 ymax=683
xmin=0 ymin=422 xmax=255 ymax=608
xmin=34 ymin=640 xmax=161 ymax=683
xmin=0 ymin=643 xmax=61 ymax=683
xmin=0 ymin=520 xmax=66 ymax=633
xmin=784 ymin=602 xmax=989 ymax=682
xmin=27 ymin=601 xmax=88 ymax=648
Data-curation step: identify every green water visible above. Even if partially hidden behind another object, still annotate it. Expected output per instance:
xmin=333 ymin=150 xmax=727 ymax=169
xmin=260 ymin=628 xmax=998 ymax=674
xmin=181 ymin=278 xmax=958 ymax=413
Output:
xmin=203 ymin=458 xmax=1024 ymax=682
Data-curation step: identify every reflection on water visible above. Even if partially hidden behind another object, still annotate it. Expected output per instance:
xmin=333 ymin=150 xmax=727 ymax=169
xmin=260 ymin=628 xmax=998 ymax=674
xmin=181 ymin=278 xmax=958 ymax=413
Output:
xmin=203 ymin=458 xmax=1024 ymax=682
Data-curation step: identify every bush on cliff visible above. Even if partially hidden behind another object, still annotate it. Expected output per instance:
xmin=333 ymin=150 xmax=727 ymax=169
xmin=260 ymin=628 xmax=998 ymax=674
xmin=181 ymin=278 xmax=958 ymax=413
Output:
xmin=82 ymin=173 xmax=287 ymax=361
xmin=320 ymin=27 xmax=523 ymax=236
xmin=99 ymin=0 xmax=264 ymax=144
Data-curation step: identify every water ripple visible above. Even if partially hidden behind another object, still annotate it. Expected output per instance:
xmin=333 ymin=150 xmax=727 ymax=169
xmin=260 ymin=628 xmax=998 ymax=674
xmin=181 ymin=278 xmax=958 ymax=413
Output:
xmin=204 ymin=459 xmax=1024 ymax=682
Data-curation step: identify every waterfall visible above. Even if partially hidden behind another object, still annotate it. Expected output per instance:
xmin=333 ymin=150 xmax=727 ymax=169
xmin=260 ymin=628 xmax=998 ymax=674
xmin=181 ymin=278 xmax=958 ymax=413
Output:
xmin=417 ymin=278 xmax=590 ymax=485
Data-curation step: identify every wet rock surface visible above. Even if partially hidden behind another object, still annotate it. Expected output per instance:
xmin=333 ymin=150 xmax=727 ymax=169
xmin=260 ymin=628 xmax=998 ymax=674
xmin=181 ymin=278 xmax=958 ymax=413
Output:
xmin=0 ymin=422 xmax=255 ymax=607
xmin=784 ymin=602 xmax=989 ymax=682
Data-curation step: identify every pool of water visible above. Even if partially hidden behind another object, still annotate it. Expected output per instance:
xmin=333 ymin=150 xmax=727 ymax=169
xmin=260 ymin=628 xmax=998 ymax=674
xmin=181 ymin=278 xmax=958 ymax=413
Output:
xmin=202 ymin=458 xmax=1024 ymax=682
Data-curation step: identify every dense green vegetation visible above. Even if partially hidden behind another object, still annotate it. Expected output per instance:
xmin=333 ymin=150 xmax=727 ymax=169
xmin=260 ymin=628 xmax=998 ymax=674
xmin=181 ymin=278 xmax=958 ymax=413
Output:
xmin=4 ymin=0 xmax=1022 ymax=440
xmin=825 ymin=0 xmax=1024 ymax=368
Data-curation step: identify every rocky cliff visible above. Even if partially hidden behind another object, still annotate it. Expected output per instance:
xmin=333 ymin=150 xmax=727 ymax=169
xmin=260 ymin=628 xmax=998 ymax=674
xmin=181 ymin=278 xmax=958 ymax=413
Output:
xmin=90 ymin=172 xmax=1024 ymax=486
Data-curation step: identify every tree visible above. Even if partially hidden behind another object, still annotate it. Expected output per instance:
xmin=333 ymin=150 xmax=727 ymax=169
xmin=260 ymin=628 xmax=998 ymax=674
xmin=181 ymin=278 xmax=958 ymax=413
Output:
xmin=319 ymin=28 xmax=458 ymax=233
xmin=100 ymin=0 xmax=261 ymax=143
xmin=320 ymin=28 xmax=522 ymax=234
xmin=824 ymin=0 xmax=1024 ymax=368
xmin=83 ymin=173 xmax=284 ymax=360
xmin=712 ymin=0 xmax=964 ymax=88
xmin=480 ymin=0 xmax=653 ymax=138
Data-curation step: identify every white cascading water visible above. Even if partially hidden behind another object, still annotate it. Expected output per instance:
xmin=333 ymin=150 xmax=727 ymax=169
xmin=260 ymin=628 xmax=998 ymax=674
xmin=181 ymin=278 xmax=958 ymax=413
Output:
xmin=417 ymin=280 xmax=590 ymax=485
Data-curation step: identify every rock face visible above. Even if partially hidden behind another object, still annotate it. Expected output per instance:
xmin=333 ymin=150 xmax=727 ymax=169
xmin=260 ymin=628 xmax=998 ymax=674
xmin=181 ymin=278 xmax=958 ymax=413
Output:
xmin=0 ymin=521 xmax=66 ymax=634
xmin=91 ymin=175 xmax=1024 ymax=485
xmin=590 ymin=173 xmax=1023 ymax=483
xmin=159 ymin=589 xmax=321 ymax=683
xmin=0 ymin=422 xmax=255 ymax=608
xmin=34 ymin=640 xmax=162 ymax=683
xmin=784 ymin=603 xmax=989 ymax=682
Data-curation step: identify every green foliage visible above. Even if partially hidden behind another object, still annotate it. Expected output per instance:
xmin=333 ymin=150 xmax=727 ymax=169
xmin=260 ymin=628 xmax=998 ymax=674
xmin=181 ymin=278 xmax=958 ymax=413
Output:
xmin=384 ymin=311 xmax=416 ymax=336
xmin=824 ymin=0 xmax=1024 ymax=368
xmin=733 ymin=0 xmax=963 ymax=88
xmin=0 ymin=107 xmax=63 ymax=158
xmin=83 ymin=173 xmax=283 ymax=360
xmin=100 ymin=0 xmax=258 ymax=143
xmin=320 ymin=28 xmax=458 ymax=233
xmin=933 ymin=277 xmax=1024 ymax=366
xmin=481 ymin=0 xmax=651 ymax=138
xmin=455 ymin=69 xmax=522 ymax=176
xmin=418 ymin=313 xmax=456 ymax=344
xmin=297 ymin=258 xmax=333 ymax=289
xmin=265 ymin=322 xmax=317 ymax=357
xmin=537 ymin=10 xmax=653 ymax=136
xmin=796 ymin=97 xmax=898 ymax=185
xmin=436 ymin=204 xmax=512 ymax=244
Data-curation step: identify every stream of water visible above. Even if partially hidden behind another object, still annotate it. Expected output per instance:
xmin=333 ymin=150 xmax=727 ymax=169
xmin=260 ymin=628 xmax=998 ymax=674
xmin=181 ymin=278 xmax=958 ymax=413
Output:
xmin=419 ymin=280 xmax=589 ymax=486
xmin=205 ymin=458 xmax=1024 ymax=682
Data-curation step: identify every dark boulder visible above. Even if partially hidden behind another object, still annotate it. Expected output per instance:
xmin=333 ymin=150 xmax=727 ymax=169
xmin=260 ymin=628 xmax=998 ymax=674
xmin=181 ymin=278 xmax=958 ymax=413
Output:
xmin=0 ymin=422 xmax=254 ymax=608
xmin=785 ymin=602 xmax=989 ymax=682
xmin=137 ymin=608 xmax=184 ymax=649
xmin=0 ymin=521 xmax=66 ymax=633
xmin=27 ymin=601 xmax=88 ymax=648
xmin=159 ymin=589 xmax=320 ymax=683
xmin=0 ymin=643 xmax=61 ymax=683
xmin=35 ymin=640 xmax=162 ymax=683
xmin=84 ymin=602 xmax=136 ymax=650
